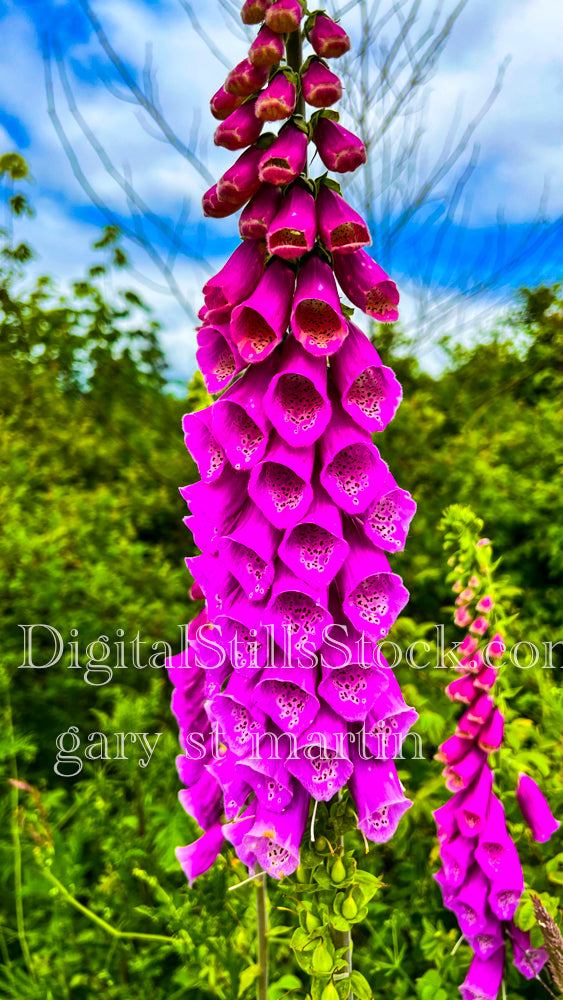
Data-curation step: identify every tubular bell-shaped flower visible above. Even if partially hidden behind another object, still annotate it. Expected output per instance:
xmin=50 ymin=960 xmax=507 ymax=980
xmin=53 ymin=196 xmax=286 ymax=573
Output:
xmin=263 ymin=337 xmax=332 ymax=445
xmin=267 ymin=183 xmax=317 ymax=259
xmin=433 ymin=526 xmax=557 ymax=997
xmin=291 ymin=254 xmax=347 ymax=355
xmin=170 ymin=0 xmax=416 ymax=897
xmin=333 ymin=249 xmax=400 ymax=321
xmin=256 ymin=72 xmax=297 ymax=121
xmin=313 ymin=116 xmax=367 ymax=173
xmin=301 ymin=57 xmax=342 ymax=108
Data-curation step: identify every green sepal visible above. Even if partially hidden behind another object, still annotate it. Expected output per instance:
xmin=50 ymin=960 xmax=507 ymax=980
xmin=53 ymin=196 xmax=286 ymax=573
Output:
xmin=300 ymin=53 xmax=330 ymax=73
xmin=309 ymin=108 xmax=340 ymax=130
xmin=317 ymin=173 xmax=343 ymax=196
xmin=330 ymin=797 xmax=359 ymax=837
xmin=291 ymin=114 xmax=314 ymax=139
xmin=354 ymin=869 xmax=384 ymax=904
xmin=254 ymin=131 xmax=277 ymax=150
xmin=350 ymin=970 xmax=374 ymax=1000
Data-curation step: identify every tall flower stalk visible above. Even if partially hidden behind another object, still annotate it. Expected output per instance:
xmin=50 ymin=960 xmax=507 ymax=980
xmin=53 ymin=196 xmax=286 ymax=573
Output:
xmin=168 ymin=3 xmax=417 ymax=995
xmin=436 ymin=507 xmax=560 ymax=1000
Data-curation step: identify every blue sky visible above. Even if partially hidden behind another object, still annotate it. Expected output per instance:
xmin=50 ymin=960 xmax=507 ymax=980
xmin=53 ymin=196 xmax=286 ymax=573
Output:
xmin=1 ymin=0 xmax=562 ymax=378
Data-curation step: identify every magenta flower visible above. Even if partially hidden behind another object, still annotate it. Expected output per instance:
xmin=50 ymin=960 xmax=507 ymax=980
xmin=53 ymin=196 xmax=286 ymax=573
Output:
xmin=202 ymin=182 xmax=247 ymax=218
xmin=225 ymin=58 xmax=269 ymax=97
xmin=248 ymin=24 xmax=285 ymax=66
xmin=516 ymin=773 xmax=560 ymax=842
xmin=176 ymin=825 xmax=225 ymax=887
xmin=316 ymin=184 xmax=371 ymax=254
xmin=333 ymin=249 xmax=399 ymax=321
xmin=459 ymin=948 xmax=505 ymax=1000
xmin=263 ymin=337 xmax=332 ymax=444
xmin=313 ymin=117 xmax=367 ymax=173
xmin=349 ymin=752 xmax=412 ymax=843
xmin=301 ymin=58 xmax=342 ymax=108
xmin=258 ymin=121 xmax=308 ymax=184
xmin=267 ymin=183 xmax=317 ymax=258
xmin=509 ymin=924 xmax=548 ymax=979
xmin=214 ymin=98 xmax=263 ymax=150
xmin=203 ymin=238 xmax=267 ymax=318
xmin=265 ymin=0 xmax=303 ymax=34
xmin=216 ymin=145 xmax=264 ymax=205
xmin=210 ymin=86 xmax=244 ymax=121
xmin=241 ymin=0 xmax=270 ymax=24
xmin=291 ymin=254 xmax=347 ymax=355
xmin=170 ymin=1 xmax=416 ymax=892
xmin=231 ymin=257 xmax=295 ymax=362
xmin=454 ymin=606 xmax=473 ymax=628
xmin=196 ymin=324 xmax=244 ymax=393
xmin=308 ymin=14 xmax=351 ymax=59
xmin=239 ymin=183 xmax=283 ymax=239
xmin=279 ymin=481 xmax=348 ymax=586
xmin=256 ymin=73 xmax=297 ymax=121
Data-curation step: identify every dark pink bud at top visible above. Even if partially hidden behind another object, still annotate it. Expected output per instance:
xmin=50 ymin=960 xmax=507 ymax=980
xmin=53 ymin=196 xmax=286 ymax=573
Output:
xmin=309 ymin=14 xmax=351 ymax=58
xmin=248 ymin=24 xmax=285 ymax=66
xmin=210 ymin=86 xmax=244 ymax=121
xmin=258 ymin=121 xmax=308 ymax=185
xmin=225 ymin=59 xmax=269 ymax=97
xmin=239 ymin=183 xmax=282 ymax=239
xmin=267 ymin=184 xmax=316 ymax=259
xmin=291 ymin=254 xmax=347 ymax=356
xmin=241 ymin=0 xmax=270 ymax=25
xmin=214 ymin=98 xmax=263 ymax=151
xmin=316 ymin=184 xmax=371 ymax=254
xmin=255 ymin=74 xmax=297 ymax=122
xmin=265 ymin=0 xmax=303 ymax=34
xmin=202 ymin=182 xmax=247 ymax=218
xmin=516 ymin=773 xmax=560 ymax=842
xmin=334 ymin=249 xmax=400 ymax=322
xmin=217 ymin=145 xmax=264 ymax=204
xmin=314 ymin=117 xmax=366 ymax=174
xmin=301 ymin=57 xmax=342 ymax=108
xmin=231 ymin=257 xmax=295 ymax=363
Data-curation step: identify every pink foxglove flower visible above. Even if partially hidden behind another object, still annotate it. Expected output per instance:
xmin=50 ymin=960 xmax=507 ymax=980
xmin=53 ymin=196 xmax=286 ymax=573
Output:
xmin=516 ymin=774 xmax=560 ymax=842
xmin=241 ymin=0 xmax=270 ymax=24
xmin=309 ymin=14 xmax=351 ymax=58
xmin=225 ymin=58 xmax=269 ymax=97
xmin=313 ymin=117 xmax=366 ymax=173
xmin=239 ymin=183 xmax=283 ymax=238
xmin=291 ymin=254 xmax=347 ymax=355
xmin=256 ymin=73 xmax=297 ymax=121
xmin=316 ymin=184 xmax=371 ymax=254
xmin=267 ymin=184 xmax=317 ymax=258
xmin=265 ymin=0 xmax=303 ymax=33
xmin=169 ymin=2 xmax=416 ymax=888
xmin=258 ymin=121 xmax=308 ymax=184
xmin=248 ymin=24 xmax=285 ymax=66
xmin=210 ymin=86 xmax=244 ymax=121
xmin=333 ymin=249 xmax=399 ymax=321
xmin=434 ymin=535 xmax=557 ymax=997
xmin=301 ymin=58 xmax=342 ymax=108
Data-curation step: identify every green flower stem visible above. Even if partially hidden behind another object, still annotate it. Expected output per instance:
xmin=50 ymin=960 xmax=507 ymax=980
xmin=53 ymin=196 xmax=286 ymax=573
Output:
xmin=42 ymin=869 xmax=187 ymax=949
xmin=286 ymin=23 xmax=306 ymax=121
xmin=255 ymin=870 xmax=269 ymax=1000
xmin=5 ymin=681 xmax=36 ymax=980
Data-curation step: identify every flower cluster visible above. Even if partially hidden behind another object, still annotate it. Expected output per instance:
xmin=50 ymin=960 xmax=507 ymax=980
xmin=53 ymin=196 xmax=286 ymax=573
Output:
xmin=169 ymin=1 xmax=417 ymax=885
xmin=434 ymin=539 xmax=559 ymax=999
